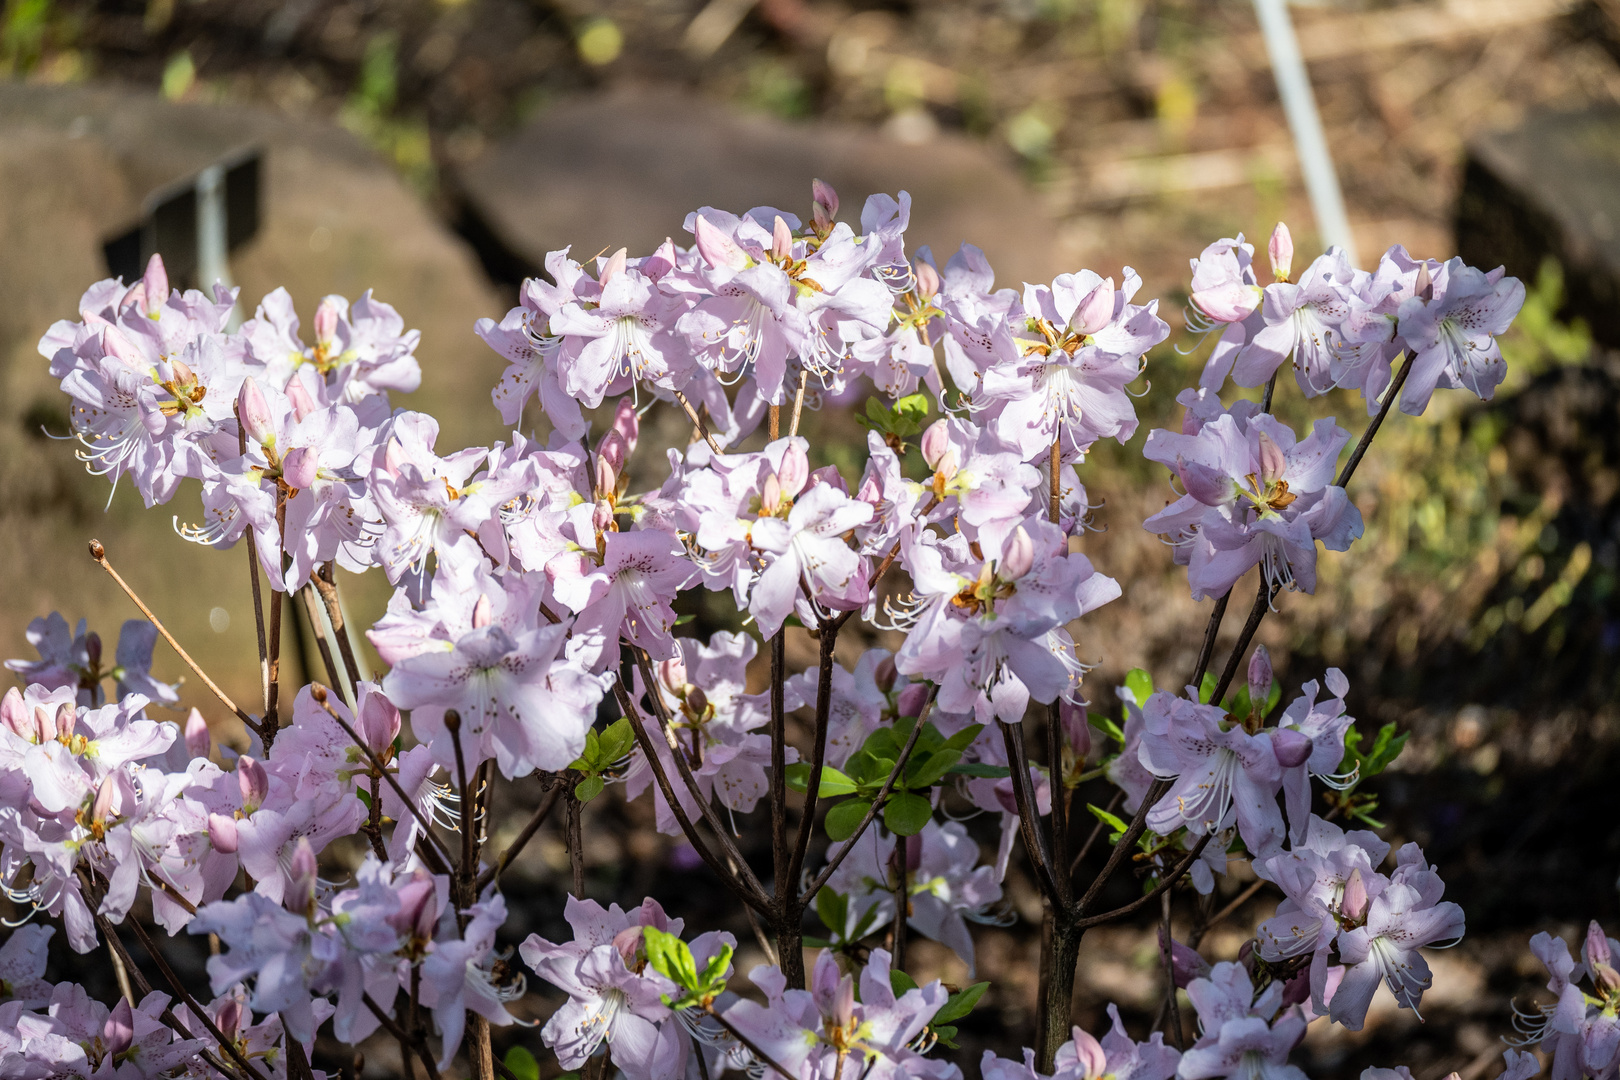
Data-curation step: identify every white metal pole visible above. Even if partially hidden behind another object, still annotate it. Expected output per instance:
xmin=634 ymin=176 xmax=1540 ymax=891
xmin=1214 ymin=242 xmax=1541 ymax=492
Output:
xmin=1251 ymin=0 xmax=1358 ymax=265
xmin=195 ymin=163 xmax=241 ymax=330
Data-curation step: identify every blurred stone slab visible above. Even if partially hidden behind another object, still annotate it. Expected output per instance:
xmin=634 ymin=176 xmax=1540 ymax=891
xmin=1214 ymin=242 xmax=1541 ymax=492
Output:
xmin=454 ymin=86 xmax=1070 ymax=289
xmin=1457 ymin=107 xmax=1620 ymax=347
xmin=0 ymin=81 xmax=509 ymax=717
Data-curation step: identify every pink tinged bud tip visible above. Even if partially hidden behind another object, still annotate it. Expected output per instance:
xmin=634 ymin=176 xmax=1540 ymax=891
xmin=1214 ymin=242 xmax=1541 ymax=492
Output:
xmin=812 ymin=178 xmax=839 ymax=223
xmin=105 ymin=998 xmax=135 ymax=1056
xmin=56 ymin=702 xmax=75 ymax=740
xmin=0 ymin=688 xmax=27 ymax=739
xmin=657 ymin=656 xmax=688 ymax=694
xmin=594 ymin=453 xmax=619 ymax=500
xmin=142 ymin=253 xmax=169 ymax=315
xmin=91 ymin=775 xmax=118 ymax=824
xmin=1073 ymin=276 xmax=1115 ymax=337
xmin=288 ymin=836 xmax=318 ymax=890
xmin=1269 ymin=222 xmax=1294 ymax=283
xmin=914 ymin=259 xmax=940 ymax=300
xmin=1257 ymin=431 xmax=1286 ymax=483
xmin=85 ymin=632 xmax=102 ymax=669
xmin=611 ymin=396 xmax=640 ymax=456
xmin=920 ymin=419 xmax=950 ymax=471
xmin=359 ymin=691 xmax=402 ymax=755
xmin=1190 ymin=282 xmax=1263 ymax=324
xmin=599 ymin=247 xmax=628 ymax=287
xmin=102 ymin=326 xmax=144 ymax=368
xmin=1000 ymin=526 xmax=1035 ymax=581
xmin=1272 ymin=728 xmax=1312 ymax=769
xmin=1247 ymin=645 xmax=1273 ymax=710
xmin=777 ymin=442 xmax=810 ymax=498
xmin=208 ymin=812 xmax=239 ymax=854
xmin=1587 ymin=921 xmax=1614 ymax=968
xmin=1341 ymin=868 xmax=1370 ymax=923
xmin=772 ymin=216 xmax=794 ymax=261
xmin=612 ymin=926 xmax=645 ymax=966
xmin=184 ymin=708 xmax=210 ymax=758
xmin=281 ymin=446 xmax=317 ymax=490
xmin=313 ymin=296 xmax=341 ymax=344
xmin=32 ymin=706 xmax=53 ymax=745
xmin=1162 ymin=927 xmax=1211 ymax=988
xmin=285 ymin=375 xmax=317 ymax=423
xmin=1071 ymin=1028 xmax=1108 ymax=1079
xmin=1059 ymin=700 xmax=1091 ymax=759
xmin=693 ymin=215 xmax=748 ymax=272
xmin=215 ymin=999 xmax=243 ymax=1042
xmin=238 ymin=755 xmax=269 ymax=811
xmin=900 ymin=832 xmax=922 ymax=873
xmin=237 ymin=378 xmax=275 ymax=447
xmin=874 ymin=655 xmax=898 ymax=694
xmin=896 ymin=682 xmax=930 ymax=720
xmin=472 ymin=593 xmax=494 ymax=630
xmin=761 ymin=473 xmax=783 ymax=516
xmin=1415 ymin=262 xmax=1434 ymax=303
xmin=591 ymin=499 xmax=615 ymax=534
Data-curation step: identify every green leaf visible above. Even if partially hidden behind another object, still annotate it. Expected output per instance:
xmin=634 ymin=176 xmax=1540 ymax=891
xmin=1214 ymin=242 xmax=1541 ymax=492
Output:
xmin=598 ymin=718 xmax=635 ymax=763
xmin=698 ymin=942 xmax=734 ymax=990
xmin=1198 ymin=671 xmax=1217 ymax=704
xmin=884 ymin=792 xmax=933 ymax=836
xmin=643 ymin=926 xmax=698 ymax=990
xmin=356 ymin=787 xmax=372 ymax=811
xmin=932 ymin=1024 xmax=960 ymax=1049
xmin=825 ymin=799 xmax=873 ymax=842
xmin=503 ymin=1047 xmax=540 ymax=1080
xmin=1227 ymin=684 xmax=1252 ymax=723
xmin=786 ymin=764 xmax=859 ymax=796
xmin=890 ymin=969 xmax=920 ymax=995
xmin=940 ymin=723 xmax=984 ymax=754
xmin=947 ymin=762 xmax=1011 ymax=779
xmin=904 ymin=748 xmax=962 ymax=790
xmin=1124 ymin=668 xmax=1154 ymax=705
xmin=574 ymin=774 xmax=605 ymax=803
xmin=815 ymin=888 xmax=848 ymax=936
xmin=863 ymin=727 xmax=901 ymax=759
xmin=674 ymin=613 xmax=696 ymax=625
xmin=849 ymin=901 xmax=886 ymax=941
xmin=1087 ymin=803 xmax=1129 ymax=838
xmin=1096 ymin=714 xmax=1126 ymax=746
xmin=931 ymin=981 xmax=989 ymax=1025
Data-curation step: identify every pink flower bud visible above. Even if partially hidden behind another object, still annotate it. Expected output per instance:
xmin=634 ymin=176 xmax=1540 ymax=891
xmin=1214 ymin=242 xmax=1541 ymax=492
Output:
xmin=657 ymin=655 xmax=688 ymax=695
xmin=777 ymin=442 xmax=810 ymax=498
xmin=1268 ymin=222 xmax=1294 ymax=283
xmin=611 ymin=396 xmax=639 ymax=456
xmin=685 ymin=686 xmax=709 ymax=718
xmin=104 ymin=997 xmax=135 ymax=1056
xmin=1341 ymin=868 xmax=1369 ymax=923
xmin=184 ymin=708 xmax=210 ymax=759
xmin=208 ymin=812 xmax=239 ymax=853
xmin=387 ymin=872 xmax=438 ymax=938
xmin=1072 ymin=276 xmax=1115 ymax=337
xmin=313 ymin=296 xmax=342 ymax=345
xmin=1059 ymin=700 xmax=1091 ymax=759
xmin=167 ymin=357 xmax=196 ymax=389
xmin=0 ymin=688 xmax=26 ymax=739
xmin=285 ymin=375 xmax=317 ymax=423
xmin=281 ymin=446 xmax=318 ymax=490
xmin=85 ymin=631 xmax=102 ymax=670
xmin=237 ymin=755 xmax=268 ymax=812
xmin=594 ymin=453 xmax=618 ymax=500
xmin=898 ymin=833 xmax=922 ymax=873
xmin=359 ymin=690 xmax=401 ymax=756
xmin=897 ymin=682 xmax=931 ymax=720
xmin=1280 ymin=970 xmax=1312 ymax=1007
xmin=32 ymin=706 xmax=53 ymax=745
xmin=92 ymin=774 xmax=118 ymax=824
xmin=612 ymin=926 xmax=645 ymax=966
xmin=1272 ymin=728 xmax=1312 ymax=769
xmin=142 ymin=253 xmax=169 ymax=315
xmin=920 ymin=419 xmax=950 ymax=471
xmin=592 ymin=498 xmax=615 ymax=534
xmin=1237 ymin=937 xmax=1256 ymax=974
xmin=1587 ymin=921 xmax=1613 ymax=969
xmin=760 ymin=473 xmax=783 ymax=516
xmin=874 ymin=656 xmax=898 ymax=694
xmin=772 ymin=216 xmax=794 ymax=261
xmin=1248 ymin=645 xmax=1273 ymax=712
xmin=812 ymin=178 xmax=839 ymax=227
xmin=237 ymin=377 xmax=275 ymax=447
xmin=1256 ymin=432 xmax=1286 ymax=482
xmin=119 ymin=280 xmax=147 ymax=314
xmin=1000 ymin=526 xmax=1035 ymax=581
xmin=1190 ymin=282 xmax=1263 ymax=324
xmin=102 ymin=325 xmax=145 ymax=368
xmin=56 ymin=702 xmax=75 ymax=740
xmin=693 ymin=215 xmax=748 ymax=272
xmin=599 ymin=247 xmax=628 ymax=288
xmin=1164 ymin=929 xmax=1212 ymax=988
xmin=914 ymin=259 xmax=940 ymax=300
xmin=1071 ymin=1027 xmax=1108 ymax=1078
xmin=286 ymin=836 xmax=318 ymax=913
xmin=595 ymin=430 xmax=625 ymax=478
xmin=1415 ymin=262 xmax=1434 ymax=303
xmin=472 ymin=594 xmax=494 ymax=630
xmin=215 ymin=998 xmax=243 ymax=1042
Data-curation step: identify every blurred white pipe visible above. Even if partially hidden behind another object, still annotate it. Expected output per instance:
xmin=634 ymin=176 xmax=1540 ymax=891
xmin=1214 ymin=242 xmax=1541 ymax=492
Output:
xmin=195 ymin=162 xmax=241 ymax=330
xmin=1251 ymin=0 xmax=1358 ymax=265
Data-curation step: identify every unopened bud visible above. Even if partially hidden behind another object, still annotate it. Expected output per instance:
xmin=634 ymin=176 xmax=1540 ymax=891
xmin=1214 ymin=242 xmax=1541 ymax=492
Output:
xmin=56 ymin=702 xmax=75 ymax=740
xmin=85 ymin=632 xmax=102 ymax=670
xmin=286 ymin=837 xmax=318 ymax=913
xmin=91 ymin=774 xmax=118 ymax=824
xmin=896 ymin=682 xmax=930 ymax=719
xmin=1072 ymin=276 xmax=1115 ymax=337
xmin=105 ymin=997 xmax=135 ymax=1055
xmin=142 ymin=254 xmax=169 ymax=315
xmin=237 ymin=378 xmax=275 ymax=447
xmin=1071 ymin=1028 xmax=1107 ymax=1079
xmin=598 ymin=428 xmax=628 ymax=476
xmin=215 ymin=998 xmax=243 ymax=1042
xmin=1190 ymin=282 xmax=1263 ymax=324
xmin=599 ymin=247 xmax=628 ymax=288
xmin=1587 ymin=921 xmax=1615 ymax=970
xmin=1268 ymin=222 xmax=1294 ymax=283
xmin=1415 ymin=263 xmax=1433 ymax=303
xmin=1000 ymin=526 xmax=1035 ymax=581
xmin=611 ymin=396 xmax=639 ymax=456
xmin=32 ymin=706 xmax=53 ymax=745
xmin=314 ymin=296 xmax=342 ymax=345
xmin=102 ymin=326 xmax=144 ymax=368
xmin=444 ymin=709 xmax=462 ymax=734
xmin=119 ymin=280 xmax=147 ymax=314
xmin=1272 ymin=728 xmax=1312 ymax=769
xmin=1256 ymin=432 xmax=1286 ymax=483
xmin=685 ymin=686 xmax=710 ymax=718
xmin=594 ymin=453 xmax=619 ymax=501
xmin=184 ymin=708 xmax=210 ymax=759
xmin=471 ymin=595 xmax=493 ymax=630
xmin=1059 ymin=700 xmax=1091 ymax=760
xmin=1280 ymin=970 xmax=1312 ymax=1007
xmin=812 ymin=178 xmax=839 ymax=229
xmin=761 ymin=473 xmax=783 ymax=516
xmin=208 ymin=812 xmax=239 ymax=854
xmin=657 ymin=655 xmax=688 ymax=695
xmin=1161 ymin=927 xmax=1212 ymax=988
xmin=168 ymin=357 xmax=196 ymax=388
xmin=772 ymin=216 xmax=794 ymax=261
xmin=237 ymin=755 xmax=268 ymax=812
xmin=693 ymin=215 xmax=748 ymax=272
xmin=874 ymin=655 xmax=898 ymax=694
xmin=1341 ymin=868 xmax=1369 ymax=923
xmin=1237 ymin=937 xmax=1257 ymax=974
xmin=281 ymin=446 xmax=317 ymax=490
xmin=285 ymin=375 xmax=317 ymax=423
xmin=612 ymin=926 xmax=645 ymax=967
xmin=914 ymin=259 xmax=940 ymax=301
xmin=592 ymin=498 xmax=615 ymax=535
xmin=777 ymin=441 xmax=809 ymax=498
xmin=1247 ymin=645 xmax=1273 ymax=713
xmin=387 ymin=872 xmax=438 ymax=939
xmin=920 ymin=420 xmax=951 ymax=471
xmin=359 ymin=689 xmax=401 ymax=757
xmin=0 ymin=688 xmax=27 ymax=739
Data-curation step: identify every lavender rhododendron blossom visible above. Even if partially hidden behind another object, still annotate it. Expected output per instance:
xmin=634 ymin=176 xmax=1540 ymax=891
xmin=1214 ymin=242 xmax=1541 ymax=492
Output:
xmin=5 ymin=184 xmax=1539 ymax=1080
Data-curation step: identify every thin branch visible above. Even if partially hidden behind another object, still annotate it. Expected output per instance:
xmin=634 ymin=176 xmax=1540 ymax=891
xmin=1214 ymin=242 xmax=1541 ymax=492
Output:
xmin=299 ymin=583 xmax=349 ymax=707
xmin=1211 ymin=578 xmax=1276 ymax=706
xmin=1000 ymin=719 xmax=1062 ymax=905
xmin=789 ymin=375 xmax=807 ymax=438
xmin=1160 ymin=890 xmax=1184 ymax=1049
xmin=1073 ymin=776 xmax=1171 ymax=918
xmin=237 ymin=419 xmax=273 ymax=724
xmin=363 ymin=993 xmax=442 ymax=1080
xmin=1070 ymin=789 xmax=1124 ymax=877
xmin=801 ymin=687 xmax=937 ymax=903
xmin=566 ymin=784 xmax=586 ymax=897
xmin=1336 ymin=350 xmax=1415 ymax=490
xmin=769 ymin=631 xmax=788 ymax=902
xmin=891 ymin=835 xmax=909 ymax=971
xmin=786 ymin=623 xmax=840 ymax=892
xmin=1074 ymin=831 xmax=1214 ymax=930
xmin=674 ymin=389 xmax=724 ymax=455
xmin=313 ymin=562 xmax=366 ymax=690
xmin=1188 ymin=879 xmax=1268 ymax=948
xmin=1189 ymin=591 xmax=1232 ymax=691
xmin=88 ymin=540 xmax=263 ymax=736
xmin=475 ymin=781 xmax=562 ymax=892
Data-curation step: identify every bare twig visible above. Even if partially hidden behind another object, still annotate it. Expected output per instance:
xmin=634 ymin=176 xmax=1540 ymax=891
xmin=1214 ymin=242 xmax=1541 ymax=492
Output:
xmin=674 ymin=389 xmax=724 ymax=455
xmin=1160 ymin=890 xmax=1184 ymax=1049
xmin=313 ymin=562 xmax=366 ymax=690
xmin=1075 ymin=831 xmax=1214 ymax=930
xmin=1188 ymin=879 xmax=1268 ymax=948
xmin=1336 ymin=350 xmax=1416 ymax=489
xmin=476 ymin=780 xmax=562 ymax=892
xmin=1000 ymin=719 xmax=1062 ymax=904
xmin=785 ymin=623 xmax=840 ymax=892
